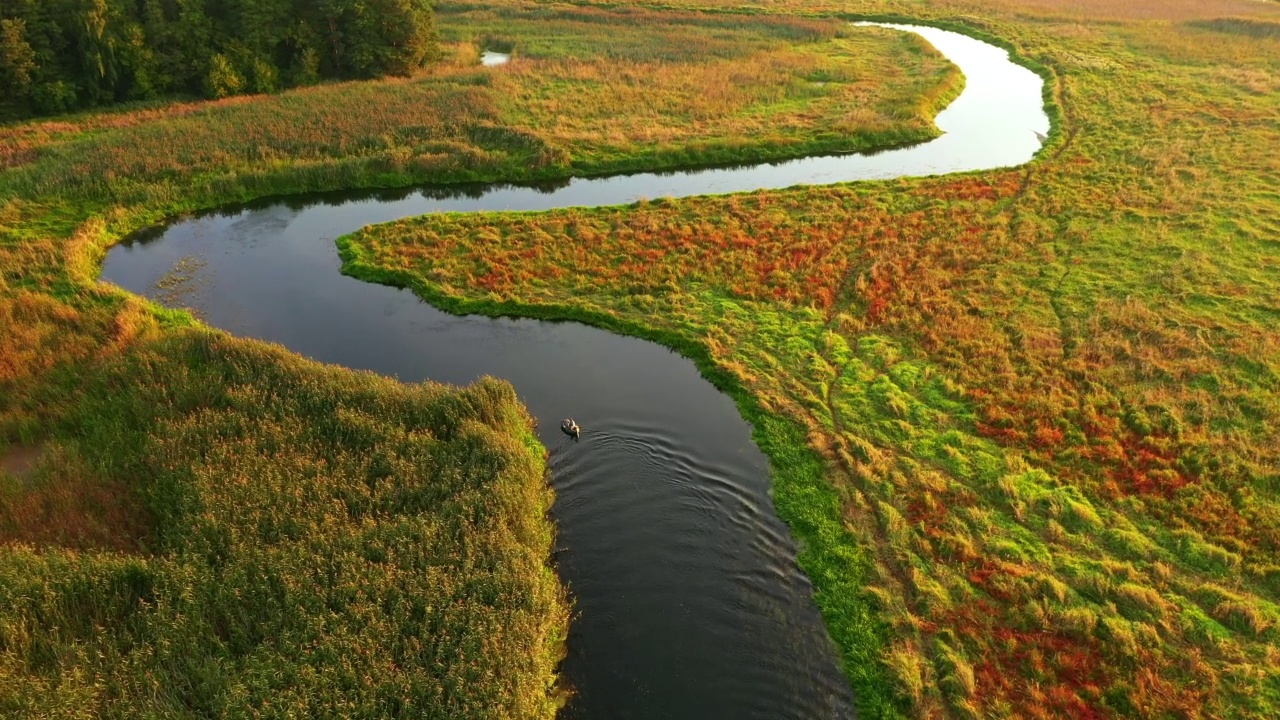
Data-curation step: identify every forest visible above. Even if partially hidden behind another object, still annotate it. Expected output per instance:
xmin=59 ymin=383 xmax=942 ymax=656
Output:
xmin=0 ymin=0 xmax=439 ymax=118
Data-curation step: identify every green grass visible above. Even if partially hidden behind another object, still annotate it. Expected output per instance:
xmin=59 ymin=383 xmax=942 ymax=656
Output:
xmin=336 ymin=234 xmax=908 ymax=716
xmin=0 ymin=3 xmax=957 ymax=211
xmin=1 ymin=332 xmax=567 ymax=718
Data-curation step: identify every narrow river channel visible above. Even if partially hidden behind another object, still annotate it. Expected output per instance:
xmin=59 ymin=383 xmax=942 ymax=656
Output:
xmin=101 ymin=24 xmax=1048 ymax=720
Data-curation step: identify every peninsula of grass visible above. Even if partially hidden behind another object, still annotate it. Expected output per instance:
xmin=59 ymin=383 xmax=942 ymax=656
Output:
xmin=0 ymin=3 xmax=958 ymax=717
xmin=339 ymin=1 xmax=1280 ymax=717
xmin=1 ymin=334 xmax=567 ymax=717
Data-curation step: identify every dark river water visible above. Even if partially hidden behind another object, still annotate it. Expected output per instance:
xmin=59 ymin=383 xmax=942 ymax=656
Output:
xmin=101 ymin=24 xmax=1047 ymax=720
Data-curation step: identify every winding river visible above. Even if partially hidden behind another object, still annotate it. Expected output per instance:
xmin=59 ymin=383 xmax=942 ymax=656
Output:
xmin=102 ymin=24 xmax=1048 ymax=720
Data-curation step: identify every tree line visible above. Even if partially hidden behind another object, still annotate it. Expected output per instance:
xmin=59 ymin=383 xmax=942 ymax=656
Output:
xmin=0 ymin=0 xmax=440 ymax=118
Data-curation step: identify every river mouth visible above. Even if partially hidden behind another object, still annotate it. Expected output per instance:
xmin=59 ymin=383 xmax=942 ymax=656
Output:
xmin=100 ymin=23 xmax=1048 ymax=720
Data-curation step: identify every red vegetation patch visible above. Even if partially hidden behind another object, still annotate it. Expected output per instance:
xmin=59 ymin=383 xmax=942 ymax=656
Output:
xmin=0 ymin=444 xmax=42 ymax=479
xmin=938 ymin=591 xmax=1110 ymax=719
xmin=365 ymin=174 xmax=1022 ymax=317
xmin=0 ymin=451 xmax=150 ymax=554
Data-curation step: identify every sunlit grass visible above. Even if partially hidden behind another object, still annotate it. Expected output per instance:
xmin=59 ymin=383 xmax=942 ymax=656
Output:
xmin=0 ymin=4 xmax=953 ymax=207
xmin=1 ymin=332 xmax=567 ymax=717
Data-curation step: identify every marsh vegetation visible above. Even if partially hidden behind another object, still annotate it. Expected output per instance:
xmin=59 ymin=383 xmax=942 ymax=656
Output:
xmin=344 ymin=1 xmax=1280 ymax=717
xmin=3 ymin=0 xmax=1280 ymax=718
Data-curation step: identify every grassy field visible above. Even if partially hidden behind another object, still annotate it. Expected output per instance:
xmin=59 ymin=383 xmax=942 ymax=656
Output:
xmin=0 ymin=3 xmax=955 ymax=216
xmin=0 ymin=3 xmax=952 ymax=717
xmin=339 ymin=1 xmax=1280 ymax=718
xmin=1 ymin=333 xmax=566 ymax=718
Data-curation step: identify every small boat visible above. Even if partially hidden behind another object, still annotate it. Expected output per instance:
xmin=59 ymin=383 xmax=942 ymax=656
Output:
xmin=561 ymin=418 xmax=580 ymax=439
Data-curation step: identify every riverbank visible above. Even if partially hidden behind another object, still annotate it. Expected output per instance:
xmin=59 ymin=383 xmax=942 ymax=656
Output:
xmin=89 ymin=20 xmax=1037 ymax=716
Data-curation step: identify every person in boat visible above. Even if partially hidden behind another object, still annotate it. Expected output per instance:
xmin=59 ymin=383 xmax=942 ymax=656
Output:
xmin=561 ymin=418 xmax=580 ymax=438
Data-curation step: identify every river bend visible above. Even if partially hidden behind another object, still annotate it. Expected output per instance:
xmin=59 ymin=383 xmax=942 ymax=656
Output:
xmin=102 ymin=23 xmax=1048 ymax=720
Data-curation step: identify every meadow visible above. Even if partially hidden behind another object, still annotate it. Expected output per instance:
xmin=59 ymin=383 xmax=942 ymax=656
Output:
xmin=340 ymin=0 xmax=1280 ymax=718
xmin=0 ymin=3 xmax=953 ymax=716
xmin=0 ymin=3 xmax=955 ymax=214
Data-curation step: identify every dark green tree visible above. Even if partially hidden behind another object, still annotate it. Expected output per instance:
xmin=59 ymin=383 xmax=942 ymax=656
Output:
xmin=310 ymin=0 xmax=438 ymax=79
xmin=0 ymin=18 xmax=37 ymax=108
xmin=68 ymin=0 xmax=119 ymax=105
xmin=0 ymin=0 xmax=440 ymax=117
xmin=346 ymin=0 xmax=439 ymax=77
